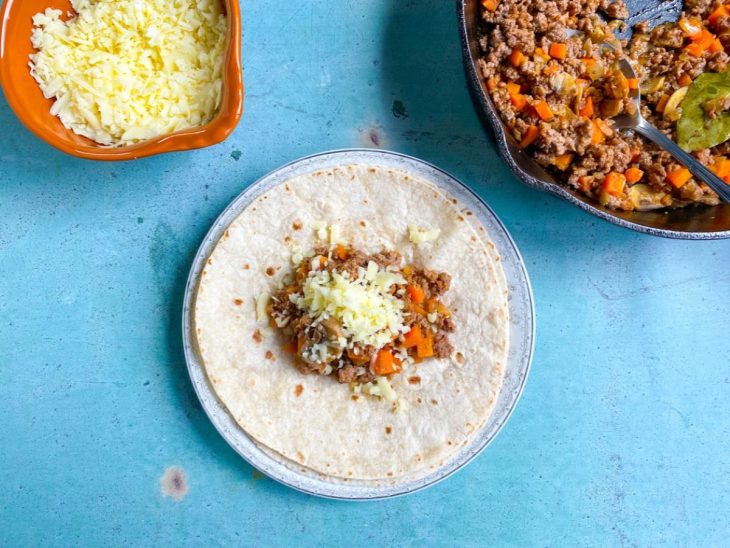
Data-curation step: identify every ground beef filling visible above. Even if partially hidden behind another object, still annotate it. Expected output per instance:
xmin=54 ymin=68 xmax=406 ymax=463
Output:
xmin=267 ymin=246 xmax=455 ymax=385
xmin=479 ymin=0 xmax=725 ymax=210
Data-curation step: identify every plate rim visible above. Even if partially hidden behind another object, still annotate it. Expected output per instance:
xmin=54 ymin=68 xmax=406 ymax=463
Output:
xmin=181 ymin=148 xmax=536 ymax=500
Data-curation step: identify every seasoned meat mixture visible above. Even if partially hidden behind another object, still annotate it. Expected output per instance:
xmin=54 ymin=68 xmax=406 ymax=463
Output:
xmin=267 ymin=245 xmax=455 ymax=386
xmin=478 ymin=0 xmax=729 ymax=210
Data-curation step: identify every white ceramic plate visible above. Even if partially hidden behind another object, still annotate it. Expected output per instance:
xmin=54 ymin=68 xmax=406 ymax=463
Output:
xmin=182 ymin=149 xmax=535 ymax=499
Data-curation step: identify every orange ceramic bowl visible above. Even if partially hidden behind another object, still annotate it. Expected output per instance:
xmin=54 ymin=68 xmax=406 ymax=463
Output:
xmin=0 ymin=0 xmax=243 ymax=161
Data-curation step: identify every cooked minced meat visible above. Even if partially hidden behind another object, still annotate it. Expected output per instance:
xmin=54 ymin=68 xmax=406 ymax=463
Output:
xmin=267 ymin=245 xmax=456 ymax=384
xmin=479 ymin=0 xmax=726 ymax=210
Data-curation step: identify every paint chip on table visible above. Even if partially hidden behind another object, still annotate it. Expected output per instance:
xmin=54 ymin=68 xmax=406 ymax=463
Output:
xmin=160 ymin=466 xmax=188 ymax=501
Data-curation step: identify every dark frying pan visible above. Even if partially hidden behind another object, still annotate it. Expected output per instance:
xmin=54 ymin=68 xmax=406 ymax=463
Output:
xmin=457 ymin=0 xmax=730 ymax=239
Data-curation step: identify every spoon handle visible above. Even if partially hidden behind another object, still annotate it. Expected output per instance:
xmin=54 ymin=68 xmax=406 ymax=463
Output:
xmin=633 ymin=120 xmax=730 ymax=203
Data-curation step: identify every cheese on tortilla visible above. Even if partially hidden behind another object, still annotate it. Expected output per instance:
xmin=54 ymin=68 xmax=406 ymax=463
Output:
xmin=291 ymin=264 xmax=407 ymax=349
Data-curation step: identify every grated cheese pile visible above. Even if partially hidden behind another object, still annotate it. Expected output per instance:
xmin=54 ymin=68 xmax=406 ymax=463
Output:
xmin=29 ymin=0 xmax=228 ymax=146
xmin=291 ymin=261 xmax=409 ymax=350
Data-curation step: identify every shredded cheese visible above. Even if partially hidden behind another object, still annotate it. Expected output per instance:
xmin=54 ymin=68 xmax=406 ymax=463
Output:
xmin=328 ymin=224 xmax=343 ymax=246
xmin=361 ymin=378 xmax=398 ymax=402
xmin=409 ymin=224 xmax=441 ymax=244
xmin=255 ymin=292 xmax=270 ymax=323
xmin=29 ymin=0 xmax=227 ymax=146
xmin=291 ymin=264 xmax=407 ymax=349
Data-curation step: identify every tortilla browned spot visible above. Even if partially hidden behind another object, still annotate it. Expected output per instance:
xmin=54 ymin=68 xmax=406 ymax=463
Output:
xmin=233 ymin=298 xmax=243 ymax=306
xmin=292 ymin=220 xmax=303 ymax=230
xmin=408 ymin=376 xmax=421 ymax=385
xmin=252 ymin=330 xmax=263 ymax=343
xmin=294 ymin=384 xmax=303 ymax=397
xmin=431 ymin=399 xmax=438 ymax=405
xmin=265 ymin=267 xmax=275 ymax=276
xmin=243 ymin=263 xmax=250 ymax=270
xmin=265 ymin=351 xmax=275 ymax=361
xmin=385 ymin=426 xmax=392 ymax=434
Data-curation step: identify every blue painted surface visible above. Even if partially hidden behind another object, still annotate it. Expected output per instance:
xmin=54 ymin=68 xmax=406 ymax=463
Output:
xmin=1 ymin=0 xmax=728 ymax=545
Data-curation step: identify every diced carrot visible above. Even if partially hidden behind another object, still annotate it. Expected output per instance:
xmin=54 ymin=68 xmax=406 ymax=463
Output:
xmin=317 ymin=255 xmax=328 ymax=268
xmin=408 ymin=302 xmax=426 ymax=316
xmin=402 ymin=325 xmax=423 ymax=349
xmin=631 ymin=148 xmax=642 ymax=162
xmin=602 ymin=172 xmax=627 ymax=196
xmin=519 ymin=125 xmax=540 ymax=148
xmin=625 ymin=167 xmax=645 ymax=183
xmin=578 ymin=176 xmax=593 ymax=193
xmin=534 ymin=47 xmax=550 ymax=61
xmin=406 ymin=284 xmax=425 ymax=304
xmin=694 ymin=29 xmax=716 ymax=48
xmin=596 ymin=118 xmax=613 ymax=137
xmin=580 ymin=96 xmax=595 ymax=118
xmin=655 ymin=94 xmax=670 ymax=113
xmin=686 ymin=42 xmax=706 ymax=57
xmin=347 ymin=347 xmax=371 ymax=365
xmin=709 ymin=5 xmax=729 ymax=27
xmin=710 ymin=38 xmax=724 ymax=53
xmin=423 ymin=298 xmax=448 ymax=319
xmin=678 ymin=17 xmax=704 ymax=39
xmin=373 ymin=348 xmax=402 ymax=376
xmin=549 ymin=42 xmax=567 ymax=60
xmin=481 ymin=0 xmax=499 ymax=11
xmin=627 ymin=78 xmax=640 ymax=91
xmin=711 ymin=157 xmax=730 ymax=178
xmin=416 ymin=334 xmax=434 ymax=359
xmin=591 ymin=119 xmax=606 ymax=144
xmin=486 ymin=76 xmax=499 ymax=91
xmin=534 ymin=100 xmax=554 ymax=121
xmin=506 ymin=82 xmax=521 ymax=95
xmin=580 ymin=57 xmax=597 ymax=66
xmin=509 ymin=48 xmax=526 ymax=67
xmin=335 ymin=244 xmax=348 ymax=260
xmin=553 ymin=154 xmax=574 ymax=170
xmin=666 ymin=167 xmax=692 ymax=188
xmin=678 ymin=73 xmax=693 ymax=87
xmin=510 ymin=93 xmax=528 ymax=110
xmin=543 ymin=62 xmax=560 ymax=75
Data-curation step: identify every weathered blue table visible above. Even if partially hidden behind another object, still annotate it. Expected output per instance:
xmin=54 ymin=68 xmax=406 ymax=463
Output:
xmin=1 ymin=1 xmax=728 ymax=545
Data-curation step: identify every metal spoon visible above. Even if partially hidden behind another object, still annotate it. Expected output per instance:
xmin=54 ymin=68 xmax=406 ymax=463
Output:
xmin=612 ymin=57 xmax=730 ymax=203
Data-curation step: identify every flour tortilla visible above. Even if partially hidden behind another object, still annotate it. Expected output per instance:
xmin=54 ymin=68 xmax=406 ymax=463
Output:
xmin=194 ymin=164 xmax=509 ymax=481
